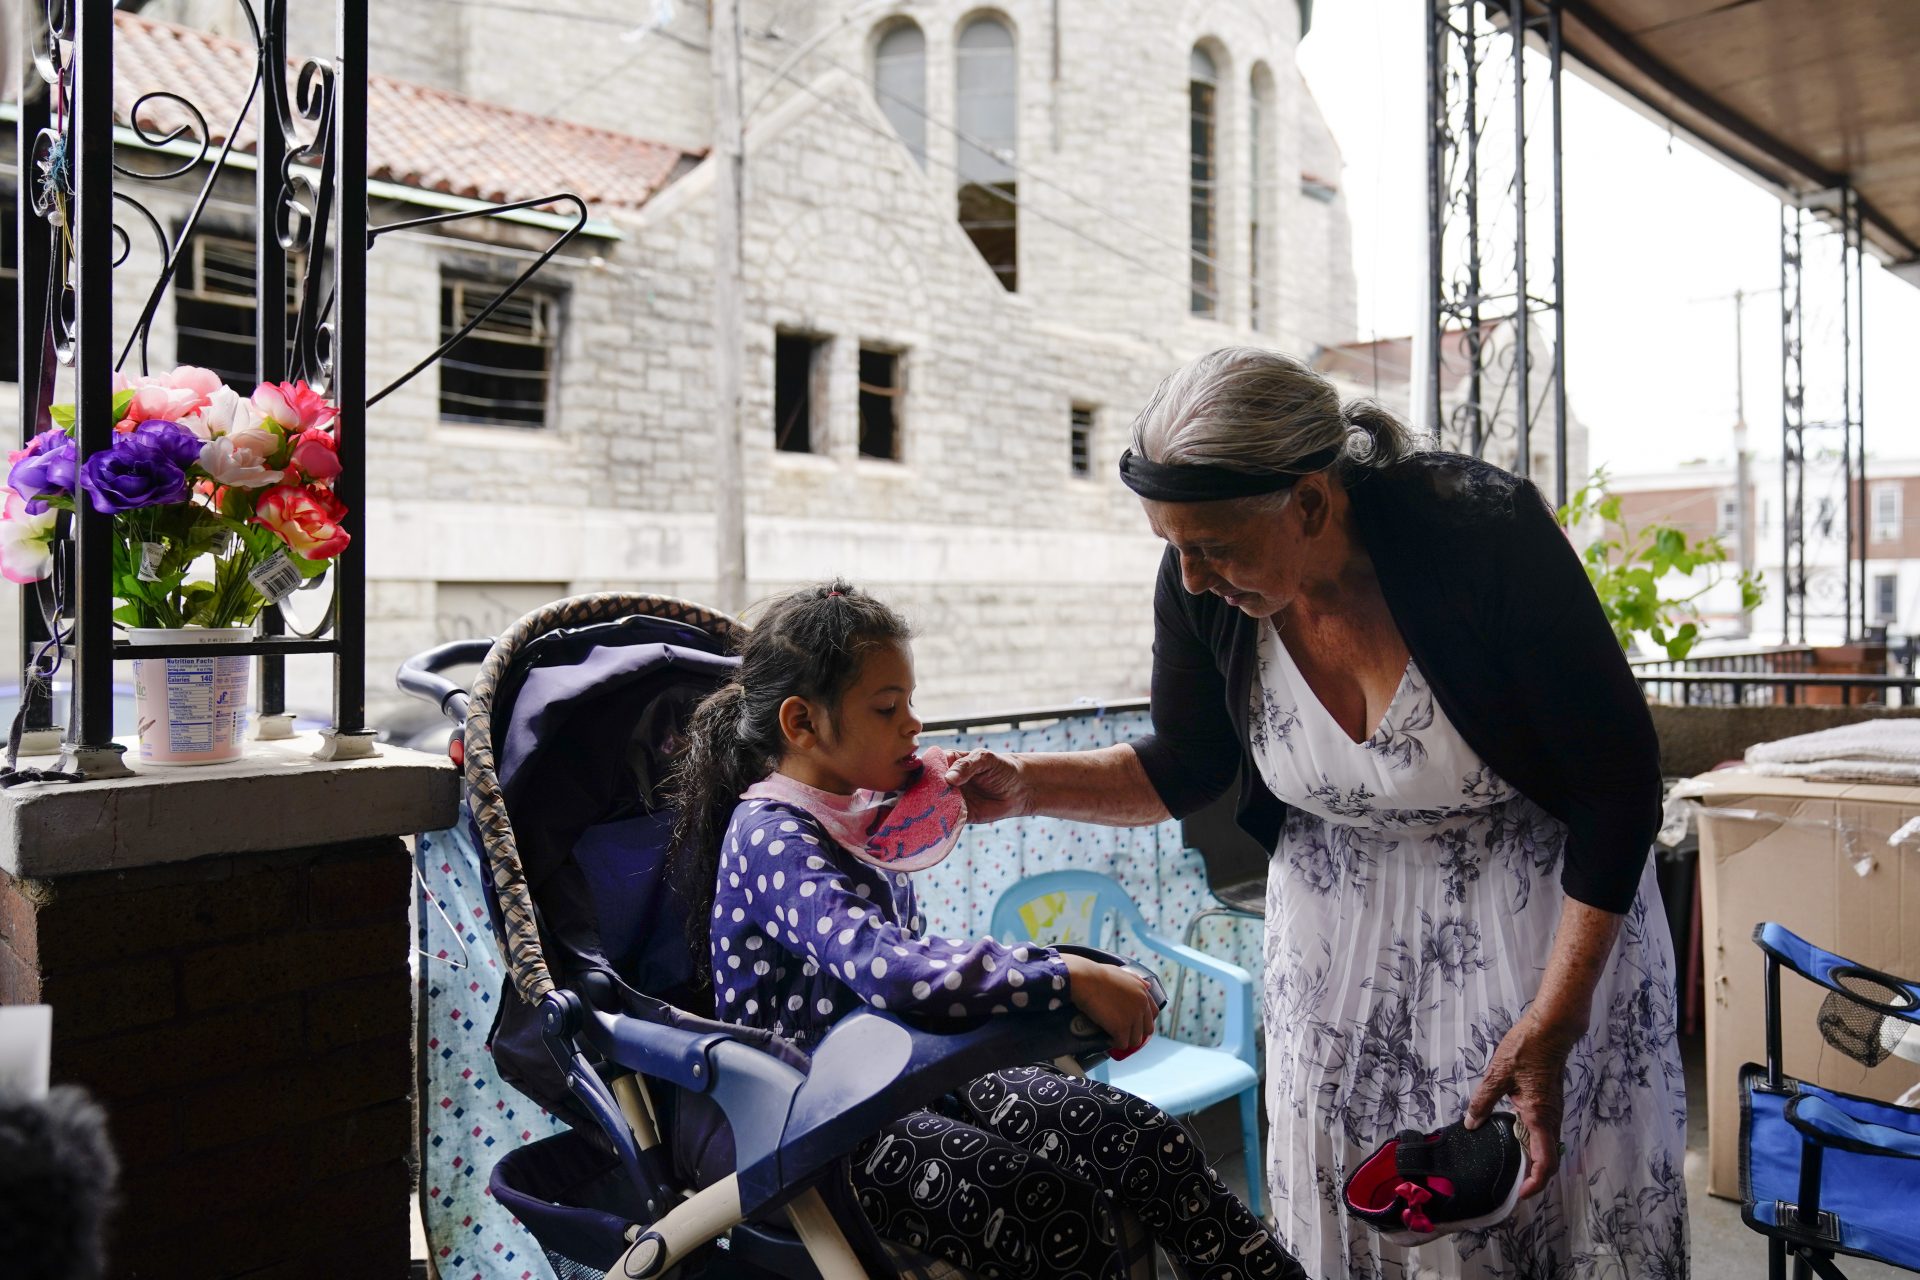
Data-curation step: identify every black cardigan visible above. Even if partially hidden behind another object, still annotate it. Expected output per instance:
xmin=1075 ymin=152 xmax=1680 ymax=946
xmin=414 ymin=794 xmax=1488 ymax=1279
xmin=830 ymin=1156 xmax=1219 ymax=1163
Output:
xmin=1131 ymin=452 xmax=1662 ymax=914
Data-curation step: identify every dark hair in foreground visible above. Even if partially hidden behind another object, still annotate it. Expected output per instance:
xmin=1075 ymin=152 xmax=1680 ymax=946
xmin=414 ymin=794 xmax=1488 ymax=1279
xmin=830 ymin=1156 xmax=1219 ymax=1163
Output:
xmin=666 ymin=580 xmax=912 ymax=983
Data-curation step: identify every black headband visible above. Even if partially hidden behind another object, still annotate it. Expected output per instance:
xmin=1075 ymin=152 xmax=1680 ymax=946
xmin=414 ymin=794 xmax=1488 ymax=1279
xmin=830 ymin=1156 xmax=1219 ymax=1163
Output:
xmin=1117 ymin=445 xmax=1342 ymax=503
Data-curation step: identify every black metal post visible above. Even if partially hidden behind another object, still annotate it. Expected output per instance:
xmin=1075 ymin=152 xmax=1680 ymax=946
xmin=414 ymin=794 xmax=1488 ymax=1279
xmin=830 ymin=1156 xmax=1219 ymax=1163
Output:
xmin=1510 ymin=0 xmax=1530 ymax=481
xmin=1464 ymin=4 xmax=1484 ymax=456
xmin=1425 ymin=0 xmax=1444 ymax=439
xmin=1780 ymin=203 xmax=1805 ymax=646
xmin=1548 ymin=0 xmax=1568 ymax=506
xmin=256 ymin=0 xmax=289 ymax=721
xmin=1848 ymin=189 xmax=1868 ymax=640
xmin=330 ymin=0 xmax=368 ymax=740
xmin=1840 ymin=187 xmax=1854 ymax=643
xmin=65 ymin=0 xmax=123 ymax=766
xmin=16 ymin=21 xmax=53 ymax=740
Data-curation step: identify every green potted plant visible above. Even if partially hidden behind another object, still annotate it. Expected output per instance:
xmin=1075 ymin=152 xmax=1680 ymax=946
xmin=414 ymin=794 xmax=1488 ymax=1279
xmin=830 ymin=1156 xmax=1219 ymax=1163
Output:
xmin=1557 ymin=468 xmax=1764 ymax=661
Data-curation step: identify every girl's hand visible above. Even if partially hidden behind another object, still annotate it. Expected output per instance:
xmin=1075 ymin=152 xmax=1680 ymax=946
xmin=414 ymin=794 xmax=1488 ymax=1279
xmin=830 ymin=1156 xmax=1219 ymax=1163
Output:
xmin=1464 ymin=1011 xmax=1576 ymax=1199
xmin=1062 ymin=954 xmax=1159 ymax=1054
xmin=943 ymin=750 xmax=1033 ymax=824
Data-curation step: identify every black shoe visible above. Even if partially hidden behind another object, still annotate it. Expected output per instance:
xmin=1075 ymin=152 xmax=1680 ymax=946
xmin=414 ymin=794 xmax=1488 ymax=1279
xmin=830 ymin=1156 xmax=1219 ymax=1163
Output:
xmin=1343 ymin=1114 xmax=1529 ymax=1246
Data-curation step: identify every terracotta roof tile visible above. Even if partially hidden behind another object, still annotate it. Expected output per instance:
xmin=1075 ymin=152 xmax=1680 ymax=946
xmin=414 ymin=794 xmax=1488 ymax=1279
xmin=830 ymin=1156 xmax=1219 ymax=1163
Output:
xmin=112 ymin=12 xmax=697 ymax=211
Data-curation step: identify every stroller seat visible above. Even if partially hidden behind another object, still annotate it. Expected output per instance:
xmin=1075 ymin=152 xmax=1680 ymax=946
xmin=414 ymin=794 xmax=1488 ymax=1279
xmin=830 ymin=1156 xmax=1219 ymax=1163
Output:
xmin=400 ymin=594 xmax=1154 ymax=1280
xmin=1740 ymin=922 xmax=1920 ymax=1278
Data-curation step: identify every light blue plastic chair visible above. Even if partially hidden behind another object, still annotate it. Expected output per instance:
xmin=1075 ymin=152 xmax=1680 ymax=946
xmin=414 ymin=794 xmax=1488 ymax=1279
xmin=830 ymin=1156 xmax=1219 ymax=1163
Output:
xmin=989 ymin=869 xmax=1264 ymax=1216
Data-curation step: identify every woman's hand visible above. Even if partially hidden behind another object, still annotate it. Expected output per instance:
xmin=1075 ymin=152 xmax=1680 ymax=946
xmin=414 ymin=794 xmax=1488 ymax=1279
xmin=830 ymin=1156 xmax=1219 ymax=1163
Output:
xmin=944 ymin=749 xmax=1034 ymax=824
xmin=1062 ymin=954 xmax=1159 ymax=1054
xmin=1464 ymin=1011 xmax=1579 ymax=1199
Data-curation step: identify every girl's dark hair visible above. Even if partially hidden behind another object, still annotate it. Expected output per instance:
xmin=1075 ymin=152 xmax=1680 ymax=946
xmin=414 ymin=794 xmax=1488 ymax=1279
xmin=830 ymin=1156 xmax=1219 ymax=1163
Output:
xmin=666 ymin=579 xmax=912 ymax=981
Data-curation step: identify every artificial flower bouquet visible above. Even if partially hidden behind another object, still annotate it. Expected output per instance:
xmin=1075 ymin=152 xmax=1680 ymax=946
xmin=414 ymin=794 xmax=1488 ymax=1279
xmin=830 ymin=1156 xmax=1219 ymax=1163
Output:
xmin=2 ymin=365 xmax=350 ymax=628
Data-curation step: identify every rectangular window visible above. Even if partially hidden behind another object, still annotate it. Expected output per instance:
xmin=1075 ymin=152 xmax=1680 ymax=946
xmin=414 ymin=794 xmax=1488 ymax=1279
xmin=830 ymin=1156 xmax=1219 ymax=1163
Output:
xmin=1 ymin=194 xmax=16 ymax=385
xmin=858 ymin=346 xmax=903 ymax=461
xmin=775 ymin=332 xmax=827 ymax=453
xmin=1873 ymin=484 xmax=1902 ymax=541
xmin=174 ymin=232 xmax=303 ymax=389
xmin=1070 ymin=405 xmax=1094 ymax=478
xmin=1189 ymin=78 xmax=1219 ymax=317
xmin=957 ymin=183 xmax=1017 ymax=292
xmin=438 ymin=275 xmax=559 ymax=428
xmin=1875 ymin=573 xmax=1898 ymax=622
xmin=1718 ymin=494 xmax=1739 ymax=539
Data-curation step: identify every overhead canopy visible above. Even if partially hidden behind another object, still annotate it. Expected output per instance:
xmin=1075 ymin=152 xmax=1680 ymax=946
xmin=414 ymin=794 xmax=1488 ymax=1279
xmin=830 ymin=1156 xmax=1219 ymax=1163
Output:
xmin=1555 ymin=0 xmax=1920 ymax=272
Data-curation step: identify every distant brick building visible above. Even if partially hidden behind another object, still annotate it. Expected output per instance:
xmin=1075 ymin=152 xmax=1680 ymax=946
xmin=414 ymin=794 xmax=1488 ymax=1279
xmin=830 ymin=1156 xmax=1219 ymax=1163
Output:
xmin=1604 ymin=457 xmax=1920 ymax=644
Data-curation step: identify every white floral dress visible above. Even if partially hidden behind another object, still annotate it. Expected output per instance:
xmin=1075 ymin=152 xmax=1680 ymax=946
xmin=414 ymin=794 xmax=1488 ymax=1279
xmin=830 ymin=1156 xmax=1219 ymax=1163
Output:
xmin=1248 ymin=622 xmax=1688 ymax=1280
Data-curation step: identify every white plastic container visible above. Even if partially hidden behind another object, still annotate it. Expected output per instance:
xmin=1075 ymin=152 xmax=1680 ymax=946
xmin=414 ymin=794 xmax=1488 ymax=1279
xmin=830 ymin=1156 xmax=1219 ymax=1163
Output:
xmin=127 ymin=627 xmax=252 ymax=765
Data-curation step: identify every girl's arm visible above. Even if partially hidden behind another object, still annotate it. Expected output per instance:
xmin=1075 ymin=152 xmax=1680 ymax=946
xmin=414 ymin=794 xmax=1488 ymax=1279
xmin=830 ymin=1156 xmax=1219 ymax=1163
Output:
xmin=734 ymin=807 xmax=1067 ymax=1015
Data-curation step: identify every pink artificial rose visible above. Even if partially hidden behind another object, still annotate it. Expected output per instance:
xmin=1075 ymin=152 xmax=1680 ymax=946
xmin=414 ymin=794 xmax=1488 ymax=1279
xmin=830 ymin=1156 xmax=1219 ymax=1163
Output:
xmin=252 ymin=381 xmax=338 ymax=433
xmin=288 ymin=429 xmax=341 ymax=483
xmin=164 ymin=365 xmax=224 ymax=404
xmin=0 ymin=488 xmax=57 ymax=584
xmin=253 ymin=482 xmax=350 ymax=560
xmin=118 ymin=383 xmax=207 ymax=432
xmin=199 ymin=423 xmax=285 ymax=490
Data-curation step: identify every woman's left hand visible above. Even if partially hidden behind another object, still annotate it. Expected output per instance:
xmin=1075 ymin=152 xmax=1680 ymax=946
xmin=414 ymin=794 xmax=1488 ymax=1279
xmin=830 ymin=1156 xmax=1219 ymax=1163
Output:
xmin=1464 ymin=1011 xmax=1578 ymax=1199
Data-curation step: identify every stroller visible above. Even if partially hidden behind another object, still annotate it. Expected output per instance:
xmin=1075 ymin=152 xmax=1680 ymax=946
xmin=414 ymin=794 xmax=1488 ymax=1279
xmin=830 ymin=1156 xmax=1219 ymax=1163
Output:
xmin=1741 ymin=922 xmax=1920 ymax=1279
xmin=399 ymin=594 xmax=1162 ymax=1279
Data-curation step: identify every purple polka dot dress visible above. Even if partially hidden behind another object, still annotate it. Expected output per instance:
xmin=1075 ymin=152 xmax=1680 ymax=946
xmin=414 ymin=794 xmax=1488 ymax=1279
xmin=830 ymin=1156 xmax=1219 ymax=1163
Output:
xmin=710 ymin=798 xmax=1069 ymax=1049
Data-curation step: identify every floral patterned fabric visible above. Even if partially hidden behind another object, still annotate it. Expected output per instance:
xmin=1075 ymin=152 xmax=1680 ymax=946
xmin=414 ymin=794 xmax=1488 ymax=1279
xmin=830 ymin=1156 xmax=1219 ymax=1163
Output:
xmin=1248 ymin=625 xmax=1688 ymax=1279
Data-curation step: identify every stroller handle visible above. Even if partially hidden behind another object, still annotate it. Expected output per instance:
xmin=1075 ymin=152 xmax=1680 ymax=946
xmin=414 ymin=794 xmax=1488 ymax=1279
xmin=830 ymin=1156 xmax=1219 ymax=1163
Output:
xmin=396 ymin=638 xmax=494 ymax=723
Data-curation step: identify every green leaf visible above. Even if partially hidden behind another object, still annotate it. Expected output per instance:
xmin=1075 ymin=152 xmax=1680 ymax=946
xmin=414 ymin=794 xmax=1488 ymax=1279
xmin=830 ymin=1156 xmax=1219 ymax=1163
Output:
xmin=49 ymin=403 xmax=76 ymax=431
xmin=112 ymin=388 xmax=137 ymax=422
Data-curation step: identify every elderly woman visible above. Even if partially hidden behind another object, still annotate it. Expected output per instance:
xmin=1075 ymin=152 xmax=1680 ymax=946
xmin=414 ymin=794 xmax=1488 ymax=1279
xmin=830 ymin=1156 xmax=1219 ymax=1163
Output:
xmin=949 ymin=349 xmax=1687 ymax=1278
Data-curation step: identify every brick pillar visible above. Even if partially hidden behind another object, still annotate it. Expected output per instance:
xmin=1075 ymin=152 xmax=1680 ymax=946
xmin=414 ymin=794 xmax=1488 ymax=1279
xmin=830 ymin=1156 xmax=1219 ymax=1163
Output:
xmin=0 ymin=740 xmax=456 ymax=1280
xmin=2 ymin=840 xmax=413 ymax=1278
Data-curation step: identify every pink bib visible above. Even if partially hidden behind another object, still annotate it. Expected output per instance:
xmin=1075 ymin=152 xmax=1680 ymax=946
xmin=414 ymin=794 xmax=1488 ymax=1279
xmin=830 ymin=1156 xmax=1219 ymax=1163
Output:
xmin=740 ymin=746 xmax=968 ymax=873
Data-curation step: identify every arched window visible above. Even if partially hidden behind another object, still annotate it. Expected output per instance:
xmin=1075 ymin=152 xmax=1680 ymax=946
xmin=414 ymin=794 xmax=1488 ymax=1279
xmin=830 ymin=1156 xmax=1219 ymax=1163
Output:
xmin=1249 ymin=63 xmax=1276 ymax=330
xmin=872 ymin=21 xmax=927 ymax=168
xmin=1190 ymin=45 xmax=1220 ymax=316
xmin=956 ymin=15 xmax=1017 ymax=291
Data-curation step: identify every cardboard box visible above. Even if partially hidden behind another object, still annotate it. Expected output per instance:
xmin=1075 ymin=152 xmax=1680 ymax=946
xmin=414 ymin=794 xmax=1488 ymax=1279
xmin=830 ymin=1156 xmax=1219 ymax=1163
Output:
xmin=1688 ymin=769 xmax=1920 ymax=1199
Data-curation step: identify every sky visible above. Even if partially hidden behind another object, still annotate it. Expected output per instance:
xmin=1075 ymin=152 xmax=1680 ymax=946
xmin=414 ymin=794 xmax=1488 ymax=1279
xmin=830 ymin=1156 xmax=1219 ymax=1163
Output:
xmin=1295 ymin=0 xmax=1920 ymax=479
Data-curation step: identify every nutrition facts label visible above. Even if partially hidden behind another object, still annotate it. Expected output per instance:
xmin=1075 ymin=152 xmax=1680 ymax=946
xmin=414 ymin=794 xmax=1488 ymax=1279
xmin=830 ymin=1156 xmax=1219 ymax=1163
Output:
xmin=136 ymin=653 xmax=250 ymax=761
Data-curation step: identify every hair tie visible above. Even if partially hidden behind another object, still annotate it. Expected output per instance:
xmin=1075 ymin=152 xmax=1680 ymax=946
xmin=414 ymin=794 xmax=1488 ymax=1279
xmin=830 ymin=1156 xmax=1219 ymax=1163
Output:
xmin=827 ymin=589 xmax=844 ymax=598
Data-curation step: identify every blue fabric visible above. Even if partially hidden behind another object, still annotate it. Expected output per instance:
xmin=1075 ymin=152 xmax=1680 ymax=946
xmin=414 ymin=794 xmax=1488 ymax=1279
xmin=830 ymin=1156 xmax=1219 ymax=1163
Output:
xmin=1756 ymin=923 xmax=1920 ymax=1028
xmin=1745 ymin=1072 xmax=1920 ymax=1270
xmin=418 ymin=814 xmax=569 ymax=1280
xmin=919 ymin=710 xmax=1265 ymax=1050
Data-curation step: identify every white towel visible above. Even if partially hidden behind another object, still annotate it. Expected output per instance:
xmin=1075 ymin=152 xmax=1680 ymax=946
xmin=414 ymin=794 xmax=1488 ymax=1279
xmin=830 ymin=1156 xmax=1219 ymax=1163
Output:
xmin=1744 ymin=719 xmax=1920 ymax=784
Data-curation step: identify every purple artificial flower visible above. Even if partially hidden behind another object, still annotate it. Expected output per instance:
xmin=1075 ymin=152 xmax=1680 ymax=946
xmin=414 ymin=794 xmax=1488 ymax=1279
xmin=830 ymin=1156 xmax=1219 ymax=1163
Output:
xmin=80 ymin=427 xmax=194 ymax=514
xmin=8 ymin=429 xmax=78 ymax=514
xmin=128 ymin=420 xmax=208 ymax=472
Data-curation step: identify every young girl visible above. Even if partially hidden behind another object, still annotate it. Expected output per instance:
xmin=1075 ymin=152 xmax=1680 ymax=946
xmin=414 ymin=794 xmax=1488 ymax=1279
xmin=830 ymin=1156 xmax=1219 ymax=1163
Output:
xmin=668 ymin=582 xmax=1302 ymax=1280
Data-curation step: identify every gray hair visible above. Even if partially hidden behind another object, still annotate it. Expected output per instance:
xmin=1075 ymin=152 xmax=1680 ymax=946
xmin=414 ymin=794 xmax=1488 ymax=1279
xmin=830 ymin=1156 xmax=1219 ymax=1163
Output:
xmin=1130 ymin=347 xmax=1417 ymax=481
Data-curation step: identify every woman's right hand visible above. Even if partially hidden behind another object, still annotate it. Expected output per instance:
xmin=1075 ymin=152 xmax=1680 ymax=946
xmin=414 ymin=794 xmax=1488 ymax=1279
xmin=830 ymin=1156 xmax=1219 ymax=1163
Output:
xmin=1062 ymin=954 xmax=1159 ymax=1054
xmin=944 ymin=749 xmax=1034 ymax=824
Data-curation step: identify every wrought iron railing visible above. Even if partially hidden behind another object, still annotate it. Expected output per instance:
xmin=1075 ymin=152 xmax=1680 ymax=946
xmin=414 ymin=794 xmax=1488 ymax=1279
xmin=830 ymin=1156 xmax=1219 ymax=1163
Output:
xmin=12 ymin=2 xmax=583 ymax=778
xmin=1630 ymin=646 xmax=1819 ymax=677
xmin=1635 ymin=672 xmax=1920 ymax=709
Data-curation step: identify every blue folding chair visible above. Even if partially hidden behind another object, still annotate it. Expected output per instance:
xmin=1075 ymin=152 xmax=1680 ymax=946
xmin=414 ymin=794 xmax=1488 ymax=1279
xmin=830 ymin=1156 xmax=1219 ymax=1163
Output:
xmin=1743 ymin=922 xmax=1920 ymax=1279
xmin=989 ymin=869 xmax=1264 ymax=1216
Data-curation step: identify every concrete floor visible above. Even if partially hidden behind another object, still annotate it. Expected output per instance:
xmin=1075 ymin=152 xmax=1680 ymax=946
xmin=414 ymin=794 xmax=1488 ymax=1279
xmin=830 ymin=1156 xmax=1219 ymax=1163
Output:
xmin=1185 ymin=1031 xmax=1908 ymax=1279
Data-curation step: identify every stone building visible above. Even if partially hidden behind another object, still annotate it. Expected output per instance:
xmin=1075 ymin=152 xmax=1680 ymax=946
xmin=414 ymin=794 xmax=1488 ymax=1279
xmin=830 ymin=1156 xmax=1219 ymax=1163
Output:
xmin=6 ymin=0 xmax=1360 ymax=727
